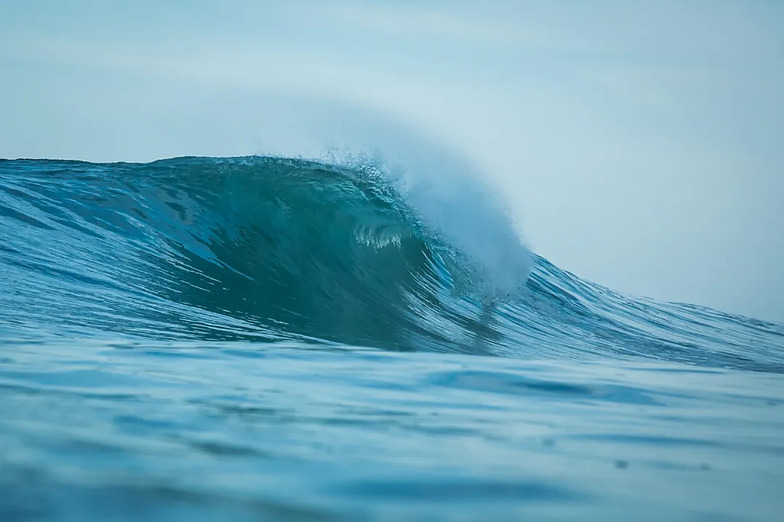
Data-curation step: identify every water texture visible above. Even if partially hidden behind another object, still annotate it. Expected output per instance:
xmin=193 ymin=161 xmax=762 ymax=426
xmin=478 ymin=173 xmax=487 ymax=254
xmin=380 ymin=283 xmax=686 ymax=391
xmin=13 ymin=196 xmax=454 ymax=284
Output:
xmin=1 ymin=156 xmax=783 ymax=521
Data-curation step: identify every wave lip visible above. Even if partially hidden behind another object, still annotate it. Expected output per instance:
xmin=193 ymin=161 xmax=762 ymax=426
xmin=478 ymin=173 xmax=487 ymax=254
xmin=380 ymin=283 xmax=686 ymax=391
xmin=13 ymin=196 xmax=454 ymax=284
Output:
xmin=0 ymin=156 xmax=782 ymax=371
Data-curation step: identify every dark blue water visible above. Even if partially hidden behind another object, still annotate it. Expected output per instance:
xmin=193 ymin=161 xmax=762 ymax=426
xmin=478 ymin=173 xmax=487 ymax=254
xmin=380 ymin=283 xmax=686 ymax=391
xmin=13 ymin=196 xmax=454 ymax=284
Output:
xmin=1 ymin=157 xmax=783 ymax=521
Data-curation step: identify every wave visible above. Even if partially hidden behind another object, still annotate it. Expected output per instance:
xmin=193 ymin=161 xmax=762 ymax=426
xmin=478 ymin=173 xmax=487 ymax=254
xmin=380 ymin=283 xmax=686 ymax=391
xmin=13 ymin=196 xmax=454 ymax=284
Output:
xmin=1 ymin=156 xmax=782 ymax=372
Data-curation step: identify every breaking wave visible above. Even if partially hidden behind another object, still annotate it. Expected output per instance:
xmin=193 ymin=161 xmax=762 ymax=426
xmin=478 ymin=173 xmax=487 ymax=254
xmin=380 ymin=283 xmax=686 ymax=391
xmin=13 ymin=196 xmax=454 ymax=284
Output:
xmin=0 ymin=156 xmax=782 ymax=371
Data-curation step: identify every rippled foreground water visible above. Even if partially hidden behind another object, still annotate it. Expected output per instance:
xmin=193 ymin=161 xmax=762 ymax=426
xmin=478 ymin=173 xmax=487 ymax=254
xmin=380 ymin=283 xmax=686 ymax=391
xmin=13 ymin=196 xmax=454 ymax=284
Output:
xmin=2 ymin=339 xmax=783 ymax=521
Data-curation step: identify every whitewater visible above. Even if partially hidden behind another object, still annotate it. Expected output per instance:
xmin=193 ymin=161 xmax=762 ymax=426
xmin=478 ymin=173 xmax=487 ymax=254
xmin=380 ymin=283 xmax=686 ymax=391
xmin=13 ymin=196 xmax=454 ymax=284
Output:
xmin=1 ymin=155 xmax=783 ymax=521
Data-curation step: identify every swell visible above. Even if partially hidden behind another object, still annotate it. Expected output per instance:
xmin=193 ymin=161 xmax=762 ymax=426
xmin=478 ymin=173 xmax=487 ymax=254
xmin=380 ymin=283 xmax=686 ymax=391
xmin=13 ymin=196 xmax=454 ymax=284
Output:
xmin=0 ymin=157 xmax=782 ymax=371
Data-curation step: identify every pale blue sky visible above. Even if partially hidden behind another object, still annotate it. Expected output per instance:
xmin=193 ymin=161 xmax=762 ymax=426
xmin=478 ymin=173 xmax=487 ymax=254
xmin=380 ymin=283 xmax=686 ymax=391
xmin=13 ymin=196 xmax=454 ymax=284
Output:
xmin=1 ymin=1 xmax=783 ymax=321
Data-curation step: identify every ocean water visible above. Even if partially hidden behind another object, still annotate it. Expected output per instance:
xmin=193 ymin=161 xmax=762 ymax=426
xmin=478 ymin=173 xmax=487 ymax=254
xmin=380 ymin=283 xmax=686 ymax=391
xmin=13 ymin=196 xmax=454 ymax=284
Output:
xmin=1 ymin=156 xmax=783 ymax=521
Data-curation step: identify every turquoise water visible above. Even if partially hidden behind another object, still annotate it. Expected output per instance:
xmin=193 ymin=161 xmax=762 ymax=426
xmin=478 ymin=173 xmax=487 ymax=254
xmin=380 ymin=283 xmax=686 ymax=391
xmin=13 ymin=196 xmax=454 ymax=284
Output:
xmin=1 ymin=157 xmax=783 ymax=521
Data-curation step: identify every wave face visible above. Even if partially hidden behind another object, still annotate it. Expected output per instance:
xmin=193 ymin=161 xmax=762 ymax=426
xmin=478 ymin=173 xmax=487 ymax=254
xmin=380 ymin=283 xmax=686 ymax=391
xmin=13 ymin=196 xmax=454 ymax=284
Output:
xmin=0 ymin=156 xmax=782 ymax=370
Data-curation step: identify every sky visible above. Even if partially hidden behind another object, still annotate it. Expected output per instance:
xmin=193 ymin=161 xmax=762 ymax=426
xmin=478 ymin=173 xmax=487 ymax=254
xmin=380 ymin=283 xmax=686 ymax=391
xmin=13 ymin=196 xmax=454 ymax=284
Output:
xmin=1 ymin=0 xmax=782 ymax=322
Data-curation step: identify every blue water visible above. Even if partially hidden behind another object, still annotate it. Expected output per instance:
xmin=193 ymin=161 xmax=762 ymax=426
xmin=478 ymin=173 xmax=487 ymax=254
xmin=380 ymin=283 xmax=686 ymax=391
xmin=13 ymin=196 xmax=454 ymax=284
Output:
xmin=1 ymin=156 xmax=783 ymax=521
